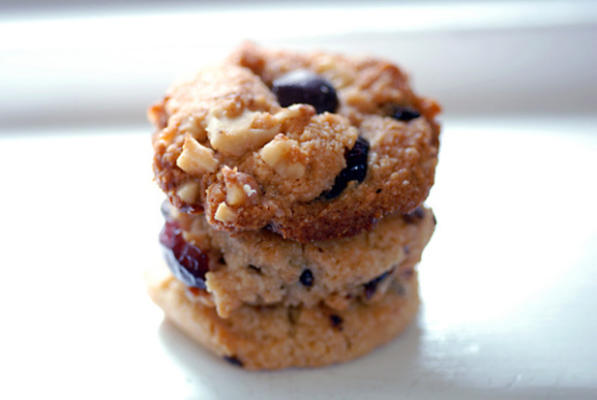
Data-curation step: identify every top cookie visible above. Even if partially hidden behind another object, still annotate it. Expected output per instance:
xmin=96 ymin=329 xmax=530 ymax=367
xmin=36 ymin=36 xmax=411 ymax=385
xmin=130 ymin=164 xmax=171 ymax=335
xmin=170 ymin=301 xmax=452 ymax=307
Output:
xmin=150 ymin=43 xmax=441 ymax=242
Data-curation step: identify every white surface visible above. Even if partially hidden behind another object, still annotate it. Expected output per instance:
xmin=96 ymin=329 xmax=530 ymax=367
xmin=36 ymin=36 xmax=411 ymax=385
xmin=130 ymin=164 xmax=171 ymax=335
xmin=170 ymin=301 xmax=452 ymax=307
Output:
xmin=0 ymin=118 xmax=596 ymax=399
xmin=1 ymin=2 xmax=596 ymax=399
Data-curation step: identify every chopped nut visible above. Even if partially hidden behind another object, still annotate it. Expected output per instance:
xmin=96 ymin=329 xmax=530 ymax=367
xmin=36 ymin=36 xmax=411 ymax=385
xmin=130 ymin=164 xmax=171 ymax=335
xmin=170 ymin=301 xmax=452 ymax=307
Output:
xmin=206 ymin=110 xmax=280 ymax=156
xmin=259 ymin=138 xmax=287 ymax=166
xmin=272 ymin=104 xmax=305 ymax=122
xmin=260 ymin=136 xmax=306 ymax=179
xmin=272 ymin=104 xmax=315 ymax=134
xmin=221 ymin=166 xmax=259 ymax=206
xmin=226 ymin=182 xmax=246 ymax=206
xmin=176 ymin=134 xmax=218 ymax=175
xmin=214 ymin=202 xmax=236 ymax=223
xmin=176 ymin=181 xmax=201 ymax=203
xmin=179 ymin=115 xmax=207 ymax=142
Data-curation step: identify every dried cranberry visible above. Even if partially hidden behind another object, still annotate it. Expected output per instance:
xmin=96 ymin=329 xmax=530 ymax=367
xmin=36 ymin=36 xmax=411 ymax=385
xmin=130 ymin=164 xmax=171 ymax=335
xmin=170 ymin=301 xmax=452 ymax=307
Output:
xmin=272 ymin=70 xmax=338 ymax=114
xmin=323 ymin=136 xmax=369 ymax=199
xmin=391 ymin=105 xmax=420 ymax=122
xmin=159 ymin=220 xmax=209 ymax=289
xmin=363 ymin=270 xmax=392 ymax=299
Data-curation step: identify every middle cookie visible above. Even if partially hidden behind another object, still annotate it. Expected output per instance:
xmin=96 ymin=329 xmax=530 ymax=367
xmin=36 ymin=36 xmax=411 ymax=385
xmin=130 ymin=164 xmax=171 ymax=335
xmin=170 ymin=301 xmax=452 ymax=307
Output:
xmin=162 ymin=203 xmax=435 ymax=318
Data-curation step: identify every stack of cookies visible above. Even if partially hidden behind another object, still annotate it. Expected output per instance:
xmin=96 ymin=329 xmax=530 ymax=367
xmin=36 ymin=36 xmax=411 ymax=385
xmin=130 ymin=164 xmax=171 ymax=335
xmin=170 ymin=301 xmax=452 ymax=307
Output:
xmin=147 ymin=43 xmax=441 ymax=370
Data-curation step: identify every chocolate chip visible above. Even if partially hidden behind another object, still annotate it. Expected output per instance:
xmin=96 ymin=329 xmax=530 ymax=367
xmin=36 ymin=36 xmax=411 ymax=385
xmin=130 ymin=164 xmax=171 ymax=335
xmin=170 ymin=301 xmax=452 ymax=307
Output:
xmin=223 ymin=355 xmax=243 ymax=367
xmin=432 ymin=212 xmax=437 ymax=225
xmin=403 ymin=245 xmax=410 ymax=255
xmin=299 ymin=269 xmax=314 ymax=287
xmin=248 ymin=264 xmax=261 ymax=273
xmin=391 ymin=105 xmax=420 ymax=122
xmin=272 ymin=69 xmax=338 ymax=114
xmin=402 ymin=206 xmax=425 ymax=223
xmin=363 ymin=270 xmax=392 ymax=299
xmin=330 ymin=314 xmax=343 ymax=330
xmin=323 ymin=136 xmax=369 ymax=199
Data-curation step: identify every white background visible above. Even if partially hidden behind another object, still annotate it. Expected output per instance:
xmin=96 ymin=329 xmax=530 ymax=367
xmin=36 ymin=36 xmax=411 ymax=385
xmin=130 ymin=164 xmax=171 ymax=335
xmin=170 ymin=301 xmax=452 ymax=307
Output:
xmin=0 ymin=1 xmax=596 ymax=399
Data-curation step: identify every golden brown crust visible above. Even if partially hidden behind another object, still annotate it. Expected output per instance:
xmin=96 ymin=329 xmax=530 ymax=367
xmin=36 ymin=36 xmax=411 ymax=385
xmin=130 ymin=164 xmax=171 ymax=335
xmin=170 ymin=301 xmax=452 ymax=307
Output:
xmin=146 ymin=265 xmax=419 ymax=370
xmin=150 ymin=43 xmax=441 ymax=242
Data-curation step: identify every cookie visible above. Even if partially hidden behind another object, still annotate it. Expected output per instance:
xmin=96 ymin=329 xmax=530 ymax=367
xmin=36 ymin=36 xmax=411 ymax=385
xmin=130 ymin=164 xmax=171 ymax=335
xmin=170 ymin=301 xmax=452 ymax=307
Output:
xmin=150 ymin=43 xmax=441 ymax=242
xmin=146 ymin=265 xmax=419 ymax=370
xmin=162 ymin=202 xmax=434 ymax=318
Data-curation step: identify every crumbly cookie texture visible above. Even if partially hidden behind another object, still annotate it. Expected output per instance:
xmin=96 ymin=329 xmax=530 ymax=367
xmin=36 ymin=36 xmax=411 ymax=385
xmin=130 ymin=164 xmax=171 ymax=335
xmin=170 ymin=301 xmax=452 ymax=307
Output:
xmin=146 ymin=265 xmax=419 ymax=370
xmin=150 ymin=43 xmax=441 ymax=242
xmin=169 ymin=204 xmax=434 ymax=318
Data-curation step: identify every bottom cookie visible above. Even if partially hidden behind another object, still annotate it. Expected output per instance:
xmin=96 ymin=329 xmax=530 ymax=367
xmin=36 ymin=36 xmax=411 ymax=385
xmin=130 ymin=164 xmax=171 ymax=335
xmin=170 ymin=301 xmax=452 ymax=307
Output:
xmin=147 ymin=264 xmax=419 ymax=370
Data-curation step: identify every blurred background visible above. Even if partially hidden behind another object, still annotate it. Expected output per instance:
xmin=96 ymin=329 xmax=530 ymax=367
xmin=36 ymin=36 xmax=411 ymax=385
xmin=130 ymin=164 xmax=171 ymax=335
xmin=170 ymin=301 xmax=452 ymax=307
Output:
xmin=1 ymin=1 xmax=596 ymax=399
xmin=2 ymin=0 xmax=596 ymax=131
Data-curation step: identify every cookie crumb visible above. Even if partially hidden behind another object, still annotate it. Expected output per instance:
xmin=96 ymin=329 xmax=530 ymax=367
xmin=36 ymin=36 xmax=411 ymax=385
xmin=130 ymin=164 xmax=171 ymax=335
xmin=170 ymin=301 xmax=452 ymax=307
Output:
xmin=243 ymin=184 xmax=257 ymax=197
